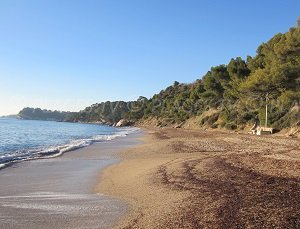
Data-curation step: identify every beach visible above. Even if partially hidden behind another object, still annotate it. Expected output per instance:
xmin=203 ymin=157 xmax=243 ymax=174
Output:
xmin=0 ymin=131 xmax=142 ymax=229
xmin=96 ymin=128 xmax=300 ymax=228
xmin=1 ymin=127 xmax=299 ymax=228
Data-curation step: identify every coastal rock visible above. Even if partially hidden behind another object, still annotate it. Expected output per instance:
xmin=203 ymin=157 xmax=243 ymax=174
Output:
xmin=116 ymin=119 xmax=131 ymax=127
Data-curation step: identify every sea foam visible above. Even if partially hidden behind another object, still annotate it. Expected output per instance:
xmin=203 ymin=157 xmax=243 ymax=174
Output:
xmin=0 ymin=127 xmax=138 ymax=169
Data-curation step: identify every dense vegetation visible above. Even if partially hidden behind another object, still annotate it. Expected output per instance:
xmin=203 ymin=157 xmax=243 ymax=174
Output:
xmin=19 ymin=25 xmax=300 ymax=130
xmin=70 ymin=101 xmax=135 ymax=124
xmin=70 ymin=25 xmax=299 ymax=130
xmin=18 ymin=107 xmax=75 ymax=121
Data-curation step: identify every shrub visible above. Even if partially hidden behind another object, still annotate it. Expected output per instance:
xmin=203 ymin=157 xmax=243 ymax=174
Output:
xmin=200 ymin=116 xmax=209 ymax=125
xmin=207 ymin=113 xmax=219 ymax=125
xmin=273 ymin=111 xmax=299 ymax=130
xmin=211 ymin=123 xmax=218 ymax=128
xmin=225 ymin=122 xmax=237 ymax=130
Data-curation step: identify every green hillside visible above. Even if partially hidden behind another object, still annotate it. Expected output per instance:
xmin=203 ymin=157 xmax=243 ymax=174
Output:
xmin=19 ymin=107 xmax=75 ymax=122
xmin=70 ymin=25 xmax=299 ymax=130
xmin=70 ymin=101 xmax=135 ymax=124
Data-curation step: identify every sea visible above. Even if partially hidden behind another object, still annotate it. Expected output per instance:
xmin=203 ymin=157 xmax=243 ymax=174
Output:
xmin=0 ymin=118 xmax=136 ymax=169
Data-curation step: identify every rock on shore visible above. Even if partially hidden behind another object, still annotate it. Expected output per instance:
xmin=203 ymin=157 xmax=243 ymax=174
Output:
xmin=116 ymin=119 xmax=133 ymax=127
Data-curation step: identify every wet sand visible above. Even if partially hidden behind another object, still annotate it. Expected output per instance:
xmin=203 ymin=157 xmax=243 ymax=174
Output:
xmin=96 ymin=128 xmax=300 ymax=228
xmin=0 ymin=131 xmax=142 ymax=229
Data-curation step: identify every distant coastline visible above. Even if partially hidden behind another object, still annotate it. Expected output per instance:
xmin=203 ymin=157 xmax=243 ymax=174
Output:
xmin=17 ymin=107 xmax=76 ymax=122
xmin=0 ymin=114 xmax=18 ymax=119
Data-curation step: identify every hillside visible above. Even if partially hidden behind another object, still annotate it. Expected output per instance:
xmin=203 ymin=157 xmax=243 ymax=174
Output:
xmin=18 ymin=107 xmax=76 ymax=122
xmin=69 ymin=101 xmax=136 ymax=125
xmin=69 ymin=25 xmax=299 ymax=130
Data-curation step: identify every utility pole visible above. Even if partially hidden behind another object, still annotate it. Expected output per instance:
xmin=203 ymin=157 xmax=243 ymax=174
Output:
xmin=265 ymin=92 xmax=269 ymax=128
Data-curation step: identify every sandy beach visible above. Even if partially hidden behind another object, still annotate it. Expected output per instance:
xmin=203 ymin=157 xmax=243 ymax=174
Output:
xmin=96 ymin=128 xmax=300 ymax=228
xmin=0 ymin=131 xmax=142 ymax=229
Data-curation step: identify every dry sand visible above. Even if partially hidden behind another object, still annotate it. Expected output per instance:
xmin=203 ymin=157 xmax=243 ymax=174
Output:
xmin=95 ymin=128 xmax=300 ymax=228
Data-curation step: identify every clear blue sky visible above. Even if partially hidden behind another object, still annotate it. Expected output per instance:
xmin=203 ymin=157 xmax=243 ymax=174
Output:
xmin=0 ymin=0 xmax=299 ymax=115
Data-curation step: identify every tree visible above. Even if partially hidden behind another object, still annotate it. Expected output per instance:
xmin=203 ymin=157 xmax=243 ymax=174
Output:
xmin=173 ymin=81 xmax=180 ymax=87
xmin=240 ymin=27 xmax=300 ymax=126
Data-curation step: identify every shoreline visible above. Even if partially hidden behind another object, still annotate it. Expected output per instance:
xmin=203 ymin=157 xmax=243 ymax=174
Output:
xmin=0 ymin=120 xmax=139 ymax=170
xmin=95 ymin=128 xmax=300 ymax=228
xmin=0 ymin=130 xmax=142 ymax=229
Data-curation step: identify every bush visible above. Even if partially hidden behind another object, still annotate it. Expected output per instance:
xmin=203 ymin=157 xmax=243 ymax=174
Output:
xmin=237 ymin=111 xmax=256 ymax=124
xmin=273 ymin=111 xmax=299 ymax=130
xmin=225 ymin=122 xmax=237 ymax=130
xmin=211 ymin=123 xmax=218 ymax=128
xmin=200 ymin=116 xmax=209 ymax=125
xmin=207 ymin=113 xmax=219 ymax=125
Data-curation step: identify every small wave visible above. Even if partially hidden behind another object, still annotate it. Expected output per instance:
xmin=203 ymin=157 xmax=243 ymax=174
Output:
xmin=0 ymin=127 xmax=138 ymax=169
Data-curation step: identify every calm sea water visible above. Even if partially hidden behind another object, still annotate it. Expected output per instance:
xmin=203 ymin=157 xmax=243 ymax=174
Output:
xmin=0 ymin=118 xmax=135 ymax=169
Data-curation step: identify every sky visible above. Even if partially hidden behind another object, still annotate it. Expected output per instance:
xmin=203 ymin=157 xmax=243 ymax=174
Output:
xmin=0 ymin=0 xmax=299 ymax=115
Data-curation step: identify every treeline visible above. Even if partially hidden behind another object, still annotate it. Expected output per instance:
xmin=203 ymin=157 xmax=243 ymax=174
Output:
xmin=70 ymin=101 xmax=135 ymax=124
xmin=72 ymin=26 xmax=299 ymax=130
xmin=18 ymin=107 xmax=76 ymax=121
